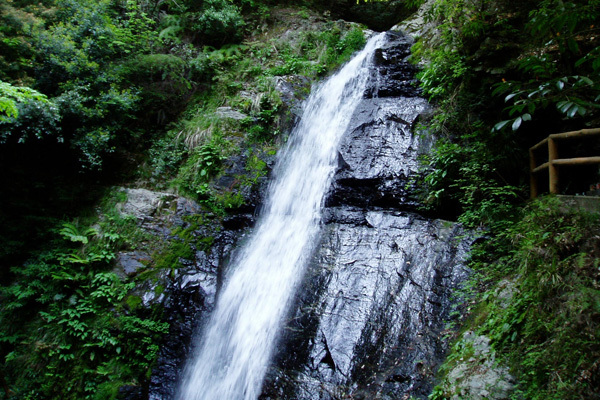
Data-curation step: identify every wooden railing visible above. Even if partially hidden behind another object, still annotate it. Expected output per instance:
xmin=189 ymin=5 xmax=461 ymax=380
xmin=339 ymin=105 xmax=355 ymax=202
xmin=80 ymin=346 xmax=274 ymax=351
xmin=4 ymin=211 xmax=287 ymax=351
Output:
xmin=530 ymin=128 xmax=600 ymax=198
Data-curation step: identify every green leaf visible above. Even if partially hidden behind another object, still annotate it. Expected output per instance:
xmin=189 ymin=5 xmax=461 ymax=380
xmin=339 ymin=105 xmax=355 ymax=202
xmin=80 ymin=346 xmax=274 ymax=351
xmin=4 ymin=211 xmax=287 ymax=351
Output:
xmin=567 ymin=38 xmax=579 ymax=53
xmin=493 ymin=120 xmax=511 ymax=131
xmin=512 ymin=116 xmax=522 ymax=131
xmin=567 ymin=104 xmax=579 ymax=118
xmin=558 ymin=101 xmax=573 ymax=114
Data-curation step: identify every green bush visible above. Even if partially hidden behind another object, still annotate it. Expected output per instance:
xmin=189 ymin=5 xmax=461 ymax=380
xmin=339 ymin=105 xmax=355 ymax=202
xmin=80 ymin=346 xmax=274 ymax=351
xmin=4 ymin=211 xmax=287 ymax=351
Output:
xmin=481 ymin=198 xmax=600 ymax=399
xmin=0 ymin=81 xmax=61 ymax=144
xmin=190 ymin=0 xmax=245 ymax=46
xmin=177 ymin=138 xmax=227 ymax=197
xmin=0 ymin=218 xmax=168 ymax=400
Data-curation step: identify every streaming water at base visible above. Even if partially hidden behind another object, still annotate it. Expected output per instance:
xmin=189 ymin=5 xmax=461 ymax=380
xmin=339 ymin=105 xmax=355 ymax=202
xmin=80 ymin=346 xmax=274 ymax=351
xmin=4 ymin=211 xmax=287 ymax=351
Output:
xmin=175 ymin=32 xmax=387 ymax=400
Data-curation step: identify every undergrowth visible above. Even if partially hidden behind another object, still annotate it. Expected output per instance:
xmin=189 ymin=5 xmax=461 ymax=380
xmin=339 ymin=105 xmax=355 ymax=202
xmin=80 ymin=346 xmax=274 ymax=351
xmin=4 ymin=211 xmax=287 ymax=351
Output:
xmin=410 ymin=0 xmax=600 ymax=398
xmin=431 ymin=197 xmax=600 ymax=399
xmin=0 ymin=6 xmax=371 ymax=398
xmin=0 ymin=191 xmax=169 ymax=400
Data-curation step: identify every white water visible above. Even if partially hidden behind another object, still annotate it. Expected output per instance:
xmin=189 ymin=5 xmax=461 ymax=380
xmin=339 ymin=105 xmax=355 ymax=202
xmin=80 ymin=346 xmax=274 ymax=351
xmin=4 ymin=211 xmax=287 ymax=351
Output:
xmin=176 ymin=33 xmax=386 ymax=400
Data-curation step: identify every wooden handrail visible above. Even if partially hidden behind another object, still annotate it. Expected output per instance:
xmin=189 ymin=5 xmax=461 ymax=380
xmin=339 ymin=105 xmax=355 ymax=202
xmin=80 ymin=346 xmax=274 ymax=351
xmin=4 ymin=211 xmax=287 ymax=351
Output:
xmin=531 ymin=128 xmax=600 ymax=150
xmin=530 ymin=128 xmax=600 ymax=198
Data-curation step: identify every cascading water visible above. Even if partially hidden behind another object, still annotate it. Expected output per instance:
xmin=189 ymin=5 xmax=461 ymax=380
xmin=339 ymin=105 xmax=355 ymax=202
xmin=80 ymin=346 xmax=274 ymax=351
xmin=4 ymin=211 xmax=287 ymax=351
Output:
xmin=175 ymin=33 xmax=387 ymax=400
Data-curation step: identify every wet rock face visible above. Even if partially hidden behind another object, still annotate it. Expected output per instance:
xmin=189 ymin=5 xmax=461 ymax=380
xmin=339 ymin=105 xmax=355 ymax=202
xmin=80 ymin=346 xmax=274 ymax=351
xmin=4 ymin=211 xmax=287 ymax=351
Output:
xmin=327 ymin=32 xmax=428 ymax=212
xmin=326 ymin=96 xmax=428 ymax=210
xmin=263 ymin=211 xmax=470 ymax=399
xmin=365 ymin=32 xmax=421 ymax=99
xmin=112 ymin=187 xmax=253 ymax=400
xmin=148 ymin=230 xmax=242 ymax=400
xmin=260 ymin=32 xmax=471 ymax=399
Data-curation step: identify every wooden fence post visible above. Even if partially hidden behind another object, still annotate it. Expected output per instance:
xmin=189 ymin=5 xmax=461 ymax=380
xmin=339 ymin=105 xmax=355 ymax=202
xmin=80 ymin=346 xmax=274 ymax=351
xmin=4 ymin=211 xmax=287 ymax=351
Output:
xmin=548 ymin=138 xmax=559 ymax=194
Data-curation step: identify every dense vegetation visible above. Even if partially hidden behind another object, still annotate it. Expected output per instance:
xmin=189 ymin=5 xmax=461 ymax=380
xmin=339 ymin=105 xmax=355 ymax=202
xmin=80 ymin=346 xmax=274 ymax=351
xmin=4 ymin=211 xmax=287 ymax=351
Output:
xmin=409 ymin=0 xmax=600 ymax=398
xmin=1 ymin=0 xmax=599 ymax=398
xmin=0 ymin=0 xmax=386 ymax=398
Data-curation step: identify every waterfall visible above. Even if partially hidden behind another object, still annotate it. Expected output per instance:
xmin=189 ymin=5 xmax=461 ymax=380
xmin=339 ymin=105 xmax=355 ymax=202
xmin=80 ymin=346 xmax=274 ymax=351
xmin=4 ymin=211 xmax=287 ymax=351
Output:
xmin=175 ymin=33 xmax=387 ymax=400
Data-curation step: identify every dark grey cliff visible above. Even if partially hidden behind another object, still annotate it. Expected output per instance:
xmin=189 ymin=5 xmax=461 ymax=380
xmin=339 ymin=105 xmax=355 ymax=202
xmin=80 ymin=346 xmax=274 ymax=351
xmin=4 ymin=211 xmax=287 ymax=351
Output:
xmin=260 ymin=31 xmax=471 ymax=400
xmin=140 ymin=31 xmax=470 ymax=400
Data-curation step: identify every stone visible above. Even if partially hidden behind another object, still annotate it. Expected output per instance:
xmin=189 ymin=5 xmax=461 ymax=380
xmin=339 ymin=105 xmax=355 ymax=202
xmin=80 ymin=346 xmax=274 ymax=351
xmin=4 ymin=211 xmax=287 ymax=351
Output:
xmin=392 ymin=0 xmax=443 ymax=51
xmin=494 ymin=279 xmax=517 ymax=309
xmin=115 ymin=251 xmax=151 ymax=278
xmin=215 ymin=106 xmax=248 ymax=120
xmin=445 ymin=332 xmax=516 ymax=400
xmin=275 ymin=75 xmax=312 ymax=118
xmin=117 ymin=188 xmax=175 ymax=221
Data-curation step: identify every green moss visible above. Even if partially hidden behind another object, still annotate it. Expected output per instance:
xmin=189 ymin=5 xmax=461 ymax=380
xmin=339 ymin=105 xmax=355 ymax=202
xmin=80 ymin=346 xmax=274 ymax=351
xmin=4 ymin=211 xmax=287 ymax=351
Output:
xmin=154 ymin=284 xmax=165 ymax=297
xmin=154 ymin=240 xmax=194 ymax=269
xmin=125 ymin=295 xmax=143 ymax=311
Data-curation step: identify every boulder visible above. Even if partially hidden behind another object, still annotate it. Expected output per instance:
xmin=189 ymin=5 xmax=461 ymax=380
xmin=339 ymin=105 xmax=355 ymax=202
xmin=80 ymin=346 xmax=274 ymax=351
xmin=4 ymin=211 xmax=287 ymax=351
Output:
xmin=117 ymin=188 xmax=175 ymax=221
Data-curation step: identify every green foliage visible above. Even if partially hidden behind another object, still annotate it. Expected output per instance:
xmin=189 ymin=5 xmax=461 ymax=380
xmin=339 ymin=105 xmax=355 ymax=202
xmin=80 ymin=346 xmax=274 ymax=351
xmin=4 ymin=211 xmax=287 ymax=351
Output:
xmin=245 ymin=149 xmax=268 ymax=182
xmin=152 ymin=213 xmax=216 ymax=270
xmin=0 ymin=0 xmax=171 ymax=170
xmin=0 ymin=215 xmax=168 ymax=399
xmin=314 ymin=26 xmax=367 ymax=75
xmin=123 ymin=53 xmax=193 ymax=100
xmin=55 ymin=84 xmax=141 ymax=168
xmin=190 ymin=0 xmax=245 ymax=46
xmin=415 ymin=0 xmax=490 ymax=101
xmin=432 ymin=198 xmax=600 ymax=399
xmin=0 ymin=80 xmax=61 ymax=143
xmin=491 ymin=0 xmax=600 ymax=131
xmin=420 ymin=130 xmax=525 ymax=230
xmin=147 ymin=130 xmax=188 ymax=183
xmin=0 ymin=1 xmax=45 ymax=83
xmin=413 ymin=0 xmax=600 ymax=225
xmin=0 ymin=81 xmax=46 ymax=121
xmin=417 ymin=49 xmax=466 ymax=100
xmin=481 ymin=199 xmax=600 ymax=399
xmin=265 ymin=26 xmax=366 ymax=77
xmin=156 ymin=0 xmax=245 ymax=47
xmin=415 ymin=2 xmax=600 ymax=398
xmin=177 ymin=136 xmax=227 ymax=198
xmin=243 ymin=94 xmax=282 ymax=143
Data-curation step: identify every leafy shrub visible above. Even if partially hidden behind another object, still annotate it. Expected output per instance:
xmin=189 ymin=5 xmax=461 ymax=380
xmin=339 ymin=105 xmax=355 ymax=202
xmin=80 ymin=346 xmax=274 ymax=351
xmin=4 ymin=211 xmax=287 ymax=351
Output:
xmin=190 ymin=0 xmax=245 ymax=46
xmin=124 ymin=53 xmax=191 ymax=91
xmin=489 ymin=0 xmax=600 ymax=131
xmin=420 ymin=132 xmax=525 ymax=230
xmin=55 ymin=85 xmax=140 ymax=169
xmin=243 ymin=94 xmax=281 ymax=143
xmin=320 ymin=26 xmax=366 ymax=72
xmin=0 ymin=81 xmax=61 ymax=143
xmin=0 ymin=218 xmax=169 ymax=399
xmin=480 ymin=198 xmax=600 ymax=399
xmin=177 ymin=138 xmax=227 ymax=197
